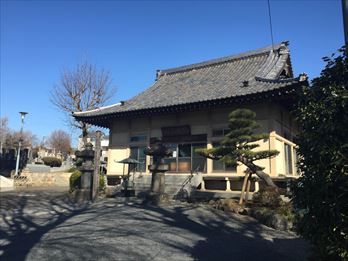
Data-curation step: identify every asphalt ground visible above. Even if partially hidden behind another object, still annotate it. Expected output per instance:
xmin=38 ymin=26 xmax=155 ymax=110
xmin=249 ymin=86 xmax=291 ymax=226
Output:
xmin=0 ymin=189 xmax=309 ymax=261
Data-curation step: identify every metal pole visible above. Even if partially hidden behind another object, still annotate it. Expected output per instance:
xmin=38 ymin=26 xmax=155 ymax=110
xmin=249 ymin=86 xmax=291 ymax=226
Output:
xmin=343 ymin=0 xmax=348 ymax=47
xmin=14 ymin=139 xmax=21 ymax=176
xmin=14 ymin=112 xmax=27 ymax=176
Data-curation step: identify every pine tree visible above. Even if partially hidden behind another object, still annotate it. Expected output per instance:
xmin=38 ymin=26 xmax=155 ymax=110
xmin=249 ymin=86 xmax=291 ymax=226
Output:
xmin=197 ymin=109 xmax=279 ymax=189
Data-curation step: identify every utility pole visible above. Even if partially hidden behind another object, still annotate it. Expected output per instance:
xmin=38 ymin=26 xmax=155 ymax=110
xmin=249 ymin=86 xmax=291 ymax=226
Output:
xmin=14 ymin=112 xmax=28 ymax=176
xmin=343 ymin=0 xmax=348 ymax=47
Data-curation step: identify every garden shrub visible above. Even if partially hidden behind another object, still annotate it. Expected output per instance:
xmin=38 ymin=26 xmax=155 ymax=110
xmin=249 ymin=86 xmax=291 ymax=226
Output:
xmin=42 ymin=157 xmax=62 ymax=167
xmin=68 ymin=166 xmax=78 ymax=173
xmin=99 ymin=174 xmax=105 ymax=190
xmin=293 ymin=46 xmax=348 ymax=260
xmin=252 ymin=187 xmax=281 ymax=208
xmin=69 ymin=170 xmax=81 ymax=191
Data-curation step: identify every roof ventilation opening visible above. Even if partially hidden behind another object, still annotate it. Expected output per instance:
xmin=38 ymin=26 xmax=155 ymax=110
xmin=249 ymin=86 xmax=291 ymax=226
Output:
xmin=242 ymin=80 xmax=249 ymax=87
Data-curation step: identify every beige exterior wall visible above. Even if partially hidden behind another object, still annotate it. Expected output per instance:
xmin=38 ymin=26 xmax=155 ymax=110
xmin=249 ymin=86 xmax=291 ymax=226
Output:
xmin=106 ymin=102 xmax=298 ymax=177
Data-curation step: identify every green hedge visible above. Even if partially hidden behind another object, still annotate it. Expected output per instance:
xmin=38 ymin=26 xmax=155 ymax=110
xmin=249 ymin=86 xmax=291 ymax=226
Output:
xmin=42 ymin=157 xmax=62 ymax=167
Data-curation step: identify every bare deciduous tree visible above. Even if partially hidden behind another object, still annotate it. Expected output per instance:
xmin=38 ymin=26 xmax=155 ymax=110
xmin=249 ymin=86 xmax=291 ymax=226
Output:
xmin=47 ymin=130 xmax=71 ymax=156
xmin=5 ymin=130 xmax=38 ymax=149
xmin=0 ymin=117 xmax=9 ymax=153
xmin=50 ymin=61 xmax=116 ymax=144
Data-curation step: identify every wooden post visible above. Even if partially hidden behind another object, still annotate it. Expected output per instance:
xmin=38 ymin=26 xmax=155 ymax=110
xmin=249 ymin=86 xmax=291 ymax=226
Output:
xmin=225 ymin=177 xmax=232 ymax=192
xmin=200 ymin=178 xmax=206 ymax=191
xmin=269 ymin=131 xmax=277 ymax=176
xmin=245 ymin=174 xmax=252 ymax=202
xmin=239 ymin=172 xmax=249 ymax=205
xmin=92 ymin=131 xmax=102 ymax=201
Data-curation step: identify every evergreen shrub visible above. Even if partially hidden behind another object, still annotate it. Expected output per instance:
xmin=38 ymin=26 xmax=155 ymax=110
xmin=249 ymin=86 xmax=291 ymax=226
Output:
xmin=42 ymin=157 xmax=62 ymax=167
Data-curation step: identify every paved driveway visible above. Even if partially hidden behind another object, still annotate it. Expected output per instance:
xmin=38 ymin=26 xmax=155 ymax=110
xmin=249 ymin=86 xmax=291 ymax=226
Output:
xmin=0 ymin=189 xmax=309 ymax=261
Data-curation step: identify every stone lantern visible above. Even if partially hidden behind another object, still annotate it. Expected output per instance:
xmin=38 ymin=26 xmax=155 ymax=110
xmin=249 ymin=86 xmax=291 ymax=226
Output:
xmin=75 ymin=142 xmax=95 ymax=201
xmin=144 ymin=139 xmax=171 ymax=204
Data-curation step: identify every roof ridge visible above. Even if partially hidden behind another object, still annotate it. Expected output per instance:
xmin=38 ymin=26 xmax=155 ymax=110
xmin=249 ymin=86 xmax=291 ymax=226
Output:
xmin=73 ymin=102 xmax=122 ymax=116
xmin=157 ymin=41 xmax=289 ymax=78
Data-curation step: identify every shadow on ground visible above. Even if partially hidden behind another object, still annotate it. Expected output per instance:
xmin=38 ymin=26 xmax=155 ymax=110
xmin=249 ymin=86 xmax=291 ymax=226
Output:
xmin=0 ymin=190 xmax=309 ymax=261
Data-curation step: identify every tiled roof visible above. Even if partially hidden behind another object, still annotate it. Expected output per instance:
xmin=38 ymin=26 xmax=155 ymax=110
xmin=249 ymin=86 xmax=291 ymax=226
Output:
xmin=74 ymin=41 xmax=306 ymax=121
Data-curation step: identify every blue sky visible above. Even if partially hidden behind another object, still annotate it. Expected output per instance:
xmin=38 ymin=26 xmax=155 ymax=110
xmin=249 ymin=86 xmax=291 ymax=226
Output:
xmin=0 ymin=0 xmax=345 ymax=146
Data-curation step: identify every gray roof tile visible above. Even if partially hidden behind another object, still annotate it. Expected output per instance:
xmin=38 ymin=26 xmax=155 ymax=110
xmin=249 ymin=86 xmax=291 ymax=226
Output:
xmin=74 ymin=41 xmax=304 ymax=119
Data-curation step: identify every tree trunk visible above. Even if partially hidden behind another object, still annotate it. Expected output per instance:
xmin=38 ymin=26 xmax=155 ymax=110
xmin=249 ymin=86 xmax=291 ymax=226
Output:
xmin=239 ymin=173 xmax=249 ymax=205
xmin=240 ymin=159 xmax=277 ymax=187
xmin=254 ymin=170 xmax=277 ymax=187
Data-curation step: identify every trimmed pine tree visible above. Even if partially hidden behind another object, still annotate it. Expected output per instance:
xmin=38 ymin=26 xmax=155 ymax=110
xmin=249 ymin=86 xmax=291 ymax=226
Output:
xmin=197 ymin=109 xmax=279 ymax=202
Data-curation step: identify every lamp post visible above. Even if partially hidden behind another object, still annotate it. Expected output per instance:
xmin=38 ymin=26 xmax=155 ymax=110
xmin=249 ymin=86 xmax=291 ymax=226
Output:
xmin=14 ymin=112 xmax=28 ymax=176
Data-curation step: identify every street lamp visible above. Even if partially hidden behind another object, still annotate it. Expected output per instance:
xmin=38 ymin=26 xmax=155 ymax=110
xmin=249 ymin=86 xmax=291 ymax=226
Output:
xmin=14 ymin=112 xmax=28 ymax=176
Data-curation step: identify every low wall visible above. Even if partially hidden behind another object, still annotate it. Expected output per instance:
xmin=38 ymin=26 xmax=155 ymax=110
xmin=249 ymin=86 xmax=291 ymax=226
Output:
xmin=15 ymin=172 xmax=71 ymax=187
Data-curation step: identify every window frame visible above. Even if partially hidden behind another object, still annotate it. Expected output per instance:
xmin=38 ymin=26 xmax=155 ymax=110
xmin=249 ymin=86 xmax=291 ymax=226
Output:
xmin=129 ymin=146 xmax=146 ymax=173
xmin=163 ymin=142 xmax=207 ymax=173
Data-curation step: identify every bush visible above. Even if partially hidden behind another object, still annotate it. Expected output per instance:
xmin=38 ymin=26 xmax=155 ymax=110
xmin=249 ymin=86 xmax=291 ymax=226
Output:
xmin=69 ymin=170 xmax=81 ymax=192
xmin=42 ymin=157 xmax=62 ymax=167
xmin=252 ymin=187 xmax=281 ymax=208
xmin=99 ymin=174 xmax=105 ymax=190
xmin=68 ymin=166 xmax=78 ymax=173
xmin=293 ymin=46 xmax=348 ymax=260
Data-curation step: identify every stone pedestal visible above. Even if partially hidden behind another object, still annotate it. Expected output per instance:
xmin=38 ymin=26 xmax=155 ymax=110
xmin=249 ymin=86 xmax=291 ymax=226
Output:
xmin=80 ymin=164 xmax=93 ymax=190
xmin=73 ymin=189 xmax=92 ymax=203
xmin=147 ymin=164 xmax=169 ymax=205
xmin=144 ymin=140 xmax=171 ymax=205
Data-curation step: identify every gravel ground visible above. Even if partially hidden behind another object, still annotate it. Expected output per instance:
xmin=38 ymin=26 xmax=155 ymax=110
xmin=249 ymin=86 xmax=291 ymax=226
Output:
xmin=0 ymin=189 xmax=309 ymax=261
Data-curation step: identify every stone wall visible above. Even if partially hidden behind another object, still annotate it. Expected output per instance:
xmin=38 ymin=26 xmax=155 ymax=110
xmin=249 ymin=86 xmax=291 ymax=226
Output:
xmin=14 ymin=172 xmax=71 ymax=187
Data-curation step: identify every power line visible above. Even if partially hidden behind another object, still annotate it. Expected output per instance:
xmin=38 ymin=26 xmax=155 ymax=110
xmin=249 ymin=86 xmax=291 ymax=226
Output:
xmin=267 ymin=0 xmax=275 ymax=50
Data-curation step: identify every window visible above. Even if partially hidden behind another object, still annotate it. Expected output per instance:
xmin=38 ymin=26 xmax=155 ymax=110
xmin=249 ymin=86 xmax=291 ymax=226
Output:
xmin=130 ymin=134 xmax=147 ymax=143
xmin=130 ymin=146 xmax=146 ymax=172
xmin=212 ymin=128 xmax=230 ymax=137
xmin=163 ymin=143 xmax=207 ymax=173
xmin=192 ymin=144 xmax=206 ymax=172
xmin=212 ymin=142 xmax=236 ymax=172
xmin=178 ymin=144 xmax=191 ymax=172
xmin=284 ymin=143 xmax=293 ymax=175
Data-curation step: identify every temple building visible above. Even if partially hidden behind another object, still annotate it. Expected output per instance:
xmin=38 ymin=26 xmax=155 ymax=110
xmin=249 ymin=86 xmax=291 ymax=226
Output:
xmin=74 ymin=41 xmax=308 ymax=195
